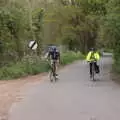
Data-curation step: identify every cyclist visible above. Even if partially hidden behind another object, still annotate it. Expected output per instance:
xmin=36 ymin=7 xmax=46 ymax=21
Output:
xmin=47 ymin=46 xmax=60 ymax=76
xmin=86 ymin=48 xmax=100 ymax=78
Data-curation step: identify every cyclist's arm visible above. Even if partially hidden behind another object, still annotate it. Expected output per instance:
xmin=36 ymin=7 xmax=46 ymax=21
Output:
xmin=86 ymin=52 xmax=91 ymax=62
xmin=95 ymin=53 xmax=100 ymax=61
xmin=46 ymin=52 xmax=51 ymax=60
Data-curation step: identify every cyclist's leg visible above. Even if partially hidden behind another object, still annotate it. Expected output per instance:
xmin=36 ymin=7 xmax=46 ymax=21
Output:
xmin=50 ymin=59 xmax=53 ymax=67
xmin=94 ymin=62 xmax=97 ymax=73
xmin=49 ymin=59 xmax=53 ymax=81
xmin=50 ymin=60 xmax=54 ymax=72
xmin=55 ymin=59 xmax=59 ymax=75
xmin=50 ymin=59 xmax=56 ymax=76
xmin=89 ymin=62 xmax=92 ymax=77
xmin=94 ymin=62 xmax=100 ymax=73
xmin=53 ymin=60 xmax=57 ymax=76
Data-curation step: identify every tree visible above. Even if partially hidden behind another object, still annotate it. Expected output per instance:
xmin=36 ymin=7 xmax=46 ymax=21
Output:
xmin=32 ymin=8 xmax=44 ymax=55
xmin=99 ymin=0 xmax=120 ymax=61
xmin=46 ymin=0 xmax=107 ymax=53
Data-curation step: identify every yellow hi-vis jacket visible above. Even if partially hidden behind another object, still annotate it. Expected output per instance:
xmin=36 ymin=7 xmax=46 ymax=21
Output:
xmin=86 ymin=51 xmax=100 ymax=62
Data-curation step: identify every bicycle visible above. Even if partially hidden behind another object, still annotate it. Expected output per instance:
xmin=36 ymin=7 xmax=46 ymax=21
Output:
xmin=49 ymin=60 xmax=57 ymax=82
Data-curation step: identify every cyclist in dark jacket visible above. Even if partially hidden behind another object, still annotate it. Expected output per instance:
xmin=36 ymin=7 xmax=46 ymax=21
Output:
xmin=47 ymin=46 xmax=60 ymax=76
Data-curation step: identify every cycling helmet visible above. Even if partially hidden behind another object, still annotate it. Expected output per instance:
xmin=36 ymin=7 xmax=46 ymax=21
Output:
xmin=52 ymin=46 xmax=57 ymax=51
xmin=90 ymin=48 xmax=96 ymax=51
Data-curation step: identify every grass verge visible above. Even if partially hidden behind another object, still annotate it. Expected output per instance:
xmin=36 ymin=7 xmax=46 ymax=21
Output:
xmin=0 ymin=52 xmax=84 ymax=80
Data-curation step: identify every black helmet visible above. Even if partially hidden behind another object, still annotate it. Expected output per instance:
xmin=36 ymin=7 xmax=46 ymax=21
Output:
xmin=90 ymin=48 xmax=96 ymax=51
xmin=52 ymin=46 xmax=57 ymax=51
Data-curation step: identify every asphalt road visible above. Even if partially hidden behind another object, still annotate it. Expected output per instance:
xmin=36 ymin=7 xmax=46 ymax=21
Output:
xmin=9 ymin=56 xmax=120 ymax=120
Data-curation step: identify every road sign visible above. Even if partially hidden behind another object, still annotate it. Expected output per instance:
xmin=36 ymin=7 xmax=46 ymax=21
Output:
xmin=29 ymin=40 xmax=38 ymax=50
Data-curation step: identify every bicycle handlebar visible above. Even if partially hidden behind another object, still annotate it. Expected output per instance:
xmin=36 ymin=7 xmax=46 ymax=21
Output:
xmin=87 ymin=60 xmax=97 ymax=63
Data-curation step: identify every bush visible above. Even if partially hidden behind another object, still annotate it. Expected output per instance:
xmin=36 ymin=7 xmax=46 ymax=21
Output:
xmin=61 ymin=51 xmax=84 ymax=65
xmin=0 ymin=52 xmax=84 ymax=80
xmin=0 ymin=56 xmax=50 ymax=80
xmin=104 ymin=49 xmax=113 ymax=53
xmin=0 ymin=63 xmax=26 ymax=79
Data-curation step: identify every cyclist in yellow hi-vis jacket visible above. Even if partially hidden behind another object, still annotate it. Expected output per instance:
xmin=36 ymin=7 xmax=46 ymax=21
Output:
xmin=86 ymin=48 xmax=100 ymax=78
